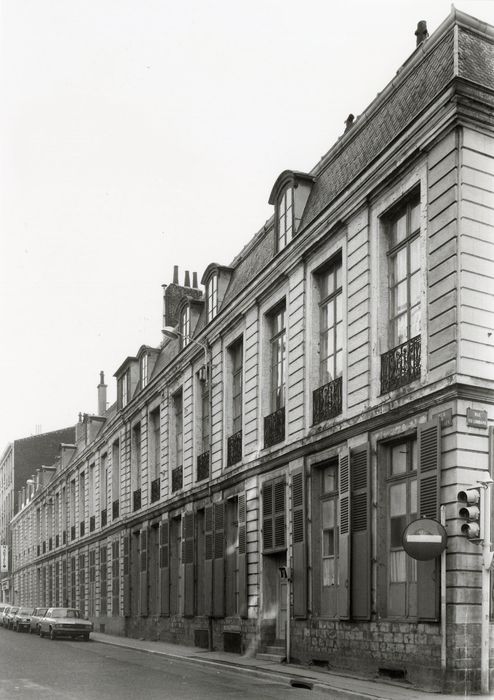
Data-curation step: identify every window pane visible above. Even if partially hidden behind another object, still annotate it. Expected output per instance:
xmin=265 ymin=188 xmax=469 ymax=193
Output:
xmin=410 ymin=271 xmax=420 ymax=306
xmin=391 ymin=444 xmax=407 ymax=475
xmin=410 ymin=202 xmax=420 ymax=234
xmin=390 ymin=550 xmax=406 ymax=582
xmin=395 ymin=247 xmax=407 ymax=283
xmin=410 ymin=441 xmax=417 ymax=471
xmin=335 ymin=293 xmax=342 ymax=323
xmin=322 ymin=558 xmax=335 ymax=587
xmin=394 ymin=213 xmax=407 ymax=244
xmin=393 ymin=313 xmax=408 ymax=345
xmin=322 ymin=465 xmax=337 ymax=493
xmin=390 ymin=482 xmax=406 ymax=515
xmin=410 ymin=304 xmax=421 ymax=337
xmin=410 ymin=478 xmax=417 ymax=518
xmin=323 ymin=529 xmax=334 ymax=557
xmin=321 ymin=500 xmax=335 ymax=528
xmin=390 ymin=514 xmax=407 ymax=547
xmin=409 ymin=238 xmax=420 ymax=273
xmin=335 ymin=350 xmax=343 ymax=377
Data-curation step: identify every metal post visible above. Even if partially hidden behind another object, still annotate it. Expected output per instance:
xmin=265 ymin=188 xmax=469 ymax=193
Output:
xmin=440 ymin=505 xmax=447 ymax=686
xmin=480 ymin=483 xmax=492 ymax=695
xmin=286 ymin=569 xmax=291 ymax=664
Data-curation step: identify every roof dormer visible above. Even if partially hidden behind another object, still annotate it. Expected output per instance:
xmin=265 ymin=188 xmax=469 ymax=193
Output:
xmin=176 ymin=296 xmax=204 ymax=349
xmin=201 ymin=263 xmax=233 ymax=324
xmin=114 ymin=356 xmax=139 ymax=409
xmin=268 ymin=170 xmax=315 ymax=253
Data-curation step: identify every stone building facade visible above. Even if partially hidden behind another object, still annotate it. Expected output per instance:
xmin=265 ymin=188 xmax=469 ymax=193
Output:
xmin=9 ymin=9 xmax=494 ymax=694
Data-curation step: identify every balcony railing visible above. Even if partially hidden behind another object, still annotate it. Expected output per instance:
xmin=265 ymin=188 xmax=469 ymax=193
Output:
xmin=313 ymin=376 xmax=343 ymax=425
xmin=80 ymin=521 xmax=85 ymax=537
xmin=172 ymin=466 xmax=183 ymax=492
xmin=101 ymin=509 xmax=107 ymax=527
xmin=133 ymin=488 xmax=141 ymax=512
xmin=151 ymin=478 xmax=160 ymax=503
xmin=264 ymin=406 xmax=286 ymax=448
xmin=89 ymin=515 xmax=96 ymax=533
xmin=112 ymin=499 xmax=119 ymax=520
xmin=70 ymin=525 xmax=76 ymax=541
xmin=227 ymin=430 xmax=242 ymax=467
xmin=381 ymin=335 xmax=421 ymax=394
xmin=197 ymin=451 xmax=210 ymax=482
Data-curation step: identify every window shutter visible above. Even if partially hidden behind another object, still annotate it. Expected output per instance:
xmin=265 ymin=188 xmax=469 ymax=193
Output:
xmin=338 ymin=449 xmax=351 ymax=620
xmin=238 ymin=494 xmax=248 ymax=618
xmin=204 ymin=505 xmax=214 ymax=616
xmin=159 ymin=521 xmax=169 ymax=616
xmin=213 ymin=502 xmax=225 ymax=618
xmin=292 ymin=469 xmax=307 ymax=618
xmin=182 ymin=512 xmax=195 ymax=617
xmin=262 ymin=481 xmax=273 ymax=551
xmin=350 ymin=445 xmax=371 ymax=620
xmin=139 ymin=528 xmax=148 ymax=617
xmin=262 ymin=478 xmax=286 ymax=553
xmin=274 ymin=480 xmax=286 ymax=550
xmin=417 ymin=419 xmax=441 ymax=621
xmin=122 ymin=534 xmax=130 ymax=617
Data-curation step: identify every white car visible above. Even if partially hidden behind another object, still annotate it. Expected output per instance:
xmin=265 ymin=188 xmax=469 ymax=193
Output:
xmin=38 ymin=607 xmax=93 ymax=641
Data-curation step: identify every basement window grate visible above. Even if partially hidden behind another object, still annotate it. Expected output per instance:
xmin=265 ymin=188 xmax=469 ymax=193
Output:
xmin=378 ymin=667 xmax=407 ymax=681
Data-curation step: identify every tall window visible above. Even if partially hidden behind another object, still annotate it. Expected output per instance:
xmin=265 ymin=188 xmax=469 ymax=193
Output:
xmin=132 ymin=423 xmax=142 ymax=490
xmin=111 ymin=440 xmax=120 ymax=514
xmin=100 ymin=453 xmax=108 ymax=514
xmin=319 ymin=258 xmax=343 ymax=384
xmin=174 ymin=391 xmax=183 ymax=468
xmin=387 ymin=195 xmax=421 ymax=347
xmin=270 ymin=305 xmax=286 ymax=411
xmin=140 ymin=354 xmax=148 ymax=389
xmin=277 ymin=187 xmax=293 ymax=251
xmin=180 ymin=307 xmax=190 ymax=347
xmin=88 ymin=463 xmax=95 ymax=519
xmin=231 ymin=340 xmax=243 ymax=433
xmin=200 ymin=380 xmax=209 ymax=455
xmin=206 ymin=273 xmax=218 ymax=322
xmin=387 ymin=438 xmax=417 ymax=618
xmin=120 ymin=372 xmax=129 ymax=408
xmin=149 ymin=408 xmax=161 ymax=481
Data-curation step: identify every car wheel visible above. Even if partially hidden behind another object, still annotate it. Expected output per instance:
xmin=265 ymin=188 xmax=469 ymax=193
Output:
xmin=39 ymin=628 xmax=44 ymax=638
xmin=50 ymin=628 xmax=57 ymax=641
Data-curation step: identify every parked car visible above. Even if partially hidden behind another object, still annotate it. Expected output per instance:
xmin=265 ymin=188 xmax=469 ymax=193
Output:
xmin=29 ymin=607 xmax=48 ymax=635
xmin=12 ymin=607 xmax=35 ymax=632
xmin=5 ymin=606 xmax=19 ymax=629
xmin=38 ymin=607 xmax=93 ymax=641
xmin=0 ymin=605 xmax=9 ymax=626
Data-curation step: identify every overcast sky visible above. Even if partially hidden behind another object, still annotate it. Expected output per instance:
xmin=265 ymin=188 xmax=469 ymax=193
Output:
xmin=1 ymin=0 xmax=493 ymax=445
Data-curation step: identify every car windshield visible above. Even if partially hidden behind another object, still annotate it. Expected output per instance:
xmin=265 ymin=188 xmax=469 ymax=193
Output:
xmin=50 ymin=608 xmax=81 ymax=619
xmin=35 ymin=609 xmax=47 ymax=616
xmin=19 ymin=608 xmax=34 ymax=615
xmin=10 ymin=608 xmax=18 ymax=613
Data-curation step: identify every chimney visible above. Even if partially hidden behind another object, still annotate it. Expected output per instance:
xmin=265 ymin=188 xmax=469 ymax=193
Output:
xmin=97 ymin=371 xmax=107 ymax=416
xmin=415 ymin=20 xmax=428 ymax=46
xmin=344 ymin=114 xmax=355 ymax=133
xmin=173 ymin=265 xmax=179 ymax=284
xmin=193 ymin=271 xmax=198 ymax=289
xmin=184 ymin=270 xmax=191 ymax=287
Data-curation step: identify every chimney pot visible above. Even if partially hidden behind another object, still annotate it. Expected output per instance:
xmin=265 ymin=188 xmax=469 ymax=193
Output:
xmin=184 ymin=270 xmax=191 ymax=287
xmin=193 ymin=271 xmax=198 ymax=289
xmin=97 ymin=371 xmax=108 ymax=416
xmin=173 ymin=265 xmax=179 ymax=284
xmin=415 ymin=20 xmax=428 ymax=46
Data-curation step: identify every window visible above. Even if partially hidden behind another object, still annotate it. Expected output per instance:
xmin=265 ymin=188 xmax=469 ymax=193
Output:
xmin=386 ymin=438 xmax=417 ymax=618
xmin=111 ymin=441 xmax=120 ymax=518
xmin=387 ymin=195 xmax=421 ymax=347
xmin=319 ymin=259 xmax=343 ymax=385
xmin=132 ymin=423 xmax=142 ymax=511
xmin=277 ymin=186 xmax=293 ymax=251
xmin=140 ymin=354 xmax=148 ymax=389
xmin=206 ymin=273 xmax=218 ymax=322
xmin=149 ymin=408 xmax=161 ymax=488
xmin=119 ymin=372 xmax=129 ymax=408
xmin=79 ymin=472 xmax=85 ymax=536
xmin=180 ymin=307 xmax=190 ymax=347
xmin=172 ymin=391 xmax=183 ymax=492
xmin=311 ymin=462 xmax=339 ymax=617
xmin=227 ymin=340 xmax=243 ymax=466
xmin=100 ymin=453 xmax=108 ymax=517
xmin=270 ymin=305 xmax=286 ymax=411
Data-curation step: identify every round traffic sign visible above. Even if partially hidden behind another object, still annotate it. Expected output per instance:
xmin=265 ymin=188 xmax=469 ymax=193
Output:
xmin=402 ymin=518 xmax=447 ymax=561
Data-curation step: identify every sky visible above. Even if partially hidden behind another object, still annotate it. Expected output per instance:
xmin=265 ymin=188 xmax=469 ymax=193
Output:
xmin=1 ymin=0 xmax=494 ymax=445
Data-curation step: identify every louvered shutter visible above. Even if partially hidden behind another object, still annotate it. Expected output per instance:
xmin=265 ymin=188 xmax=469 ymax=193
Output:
xmin=213 ymin=502 xmax=225 ymax=618
xmin=183 ymin=513 xmax=195 ymax=617
xmin=338 ymin=449 xmax=351 ymax=619
xmin=204 ymin=505 xmax=214 ymax=616
xmin=139 ymin=528 xmax=148 ymax=616
xmin=292 ymin=469 xmax=307 ymax=618
xmin=350 ymin=445 xmax=371 ymax=620
xmin=262 ymin=481 xmax=273 ymax=551
xmin=417 ymin=419 xmax=441 ymax=621
xmin=238 ymin=494 xmax=248 ymax=618
xmin=122 ymin=534 xmax=131 ymax=617
xmin=159 ymin=521 xmax=169 ymax=616
xmin=274 ymin=480 xmax=286 ymax=550
xmin=263 ymin=479 xmax=286 ymax=553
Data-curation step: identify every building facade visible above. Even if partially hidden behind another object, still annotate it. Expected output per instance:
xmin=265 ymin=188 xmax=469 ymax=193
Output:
xmin=9 ymin=9 xmax=494 ymax=694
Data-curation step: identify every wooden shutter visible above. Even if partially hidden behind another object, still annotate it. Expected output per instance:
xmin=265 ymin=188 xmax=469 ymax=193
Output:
xmin=213 ymin=502 xmax=225 ymax=618
xmin=139 ymin=528 xmax=148 ymax=616
xmin=417 ymin=419 xmax=441 ymax=621
xmin=159 ymin=521 xmax=169 ymax=616
xmin=292 ymin=469 xmax=307 ymax=618
xmin=182 ymin=513 xmax=195 ymax=617
xmin=122 ymin=534 xmax=130 ymax=617
xmin=204 ymin=505 xmax=214 ymax=616
xmin=238 ymin=494 xmax=248 ymax=618
xmin=262 ymin=481 xmax=273 ymax=551
xmin=350 ymin=445 xmax=371 ymax=620
xmin=262 ymin=478 xmax=286 ymax=553
xmin=338 ymin=449 xmax=351 ymax=619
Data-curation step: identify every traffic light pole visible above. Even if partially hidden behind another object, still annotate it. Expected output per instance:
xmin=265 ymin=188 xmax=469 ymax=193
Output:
xmin=480 ymin=482 xmax=493 ymax=696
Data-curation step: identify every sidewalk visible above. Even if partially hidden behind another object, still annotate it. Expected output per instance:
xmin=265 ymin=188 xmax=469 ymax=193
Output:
xmin=91 ymin=632 xmax=477 ymax=700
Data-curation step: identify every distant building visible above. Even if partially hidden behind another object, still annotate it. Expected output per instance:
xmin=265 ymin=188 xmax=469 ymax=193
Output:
xmin=9 ymin=9 xmax=494 ymax=694
xmin=0 ymin=426 xmax=75 ymax=600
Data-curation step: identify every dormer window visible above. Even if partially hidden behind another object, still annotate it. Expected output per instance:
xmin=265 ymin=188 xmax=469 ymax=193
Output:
xmin=277 ymin=186 xmax=294 ymax=251
xmin=180 ymin=306 xmax=190 ymax=347
xmin=119 ymin=371 xmax=129 ymax=408
xmin=140 ymin=354 xmax=148 ymax=389
xmin=206 ymin=273 xmax=218 ymax=322
xmin=269 ymin=170 xmax=315 ymax=254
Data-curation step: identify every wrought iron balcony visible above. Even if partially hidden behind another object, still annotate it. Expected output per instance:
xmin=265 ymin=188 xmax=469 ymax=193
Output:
xmin=89 ymin=515 xmax=96 ymax=532
xmin=381 ymin=335 xmax=421 ymax=394
xmin=101 ymin=509 xmax=107 ymax=527
xmin=112 ymin=499 xmax=119 ymax=520
xmin=172 ymin=466 xmax=183 ymax=492
xmin=71 ymin=525 xmax=76 ymax=541
xmin=197 ymin=451 xmax=210 ymax=482
xmin=133 ymin=488 xmax=141 ymax=512
xmin=151 ymin=478 xmax=160 ymax=503
xmin=80 ymin=521 xmax=85 ymax=537
xmin=227 ymin=430 xmax=242 ymax=467
xmin=313 ymin=376 xmax=343 ymax=425
xmin=264 ymin=406 xmax=286 ymax=448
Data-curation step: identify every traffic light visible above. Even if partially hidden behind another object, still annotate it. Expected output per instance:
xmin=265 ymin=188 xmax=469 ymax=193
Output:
xmin=458 ymin=488 xmax=481 ymax=539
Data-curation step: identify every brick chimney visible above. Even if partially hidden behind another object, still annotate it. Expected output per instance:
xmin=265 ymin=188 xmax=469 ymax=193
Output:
xmin=97 ymin=371 xmax=107 ymax=416
xmin=162 ymin=265 xmax=203 ymax=329
xmin=415 ymin=20 xmax=428 ymax=46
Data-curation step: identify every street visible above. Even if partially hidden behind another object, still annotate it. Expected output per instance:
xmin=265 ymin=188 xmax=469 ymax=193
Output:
xmin=0 ymin=627 xmax=331 ymax=700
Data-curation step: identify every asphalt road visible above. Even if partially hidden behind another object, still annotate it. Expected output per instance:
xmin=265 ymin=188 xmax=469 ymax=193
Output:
xmin=0 ymin=626 xmax=331 ymax=700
